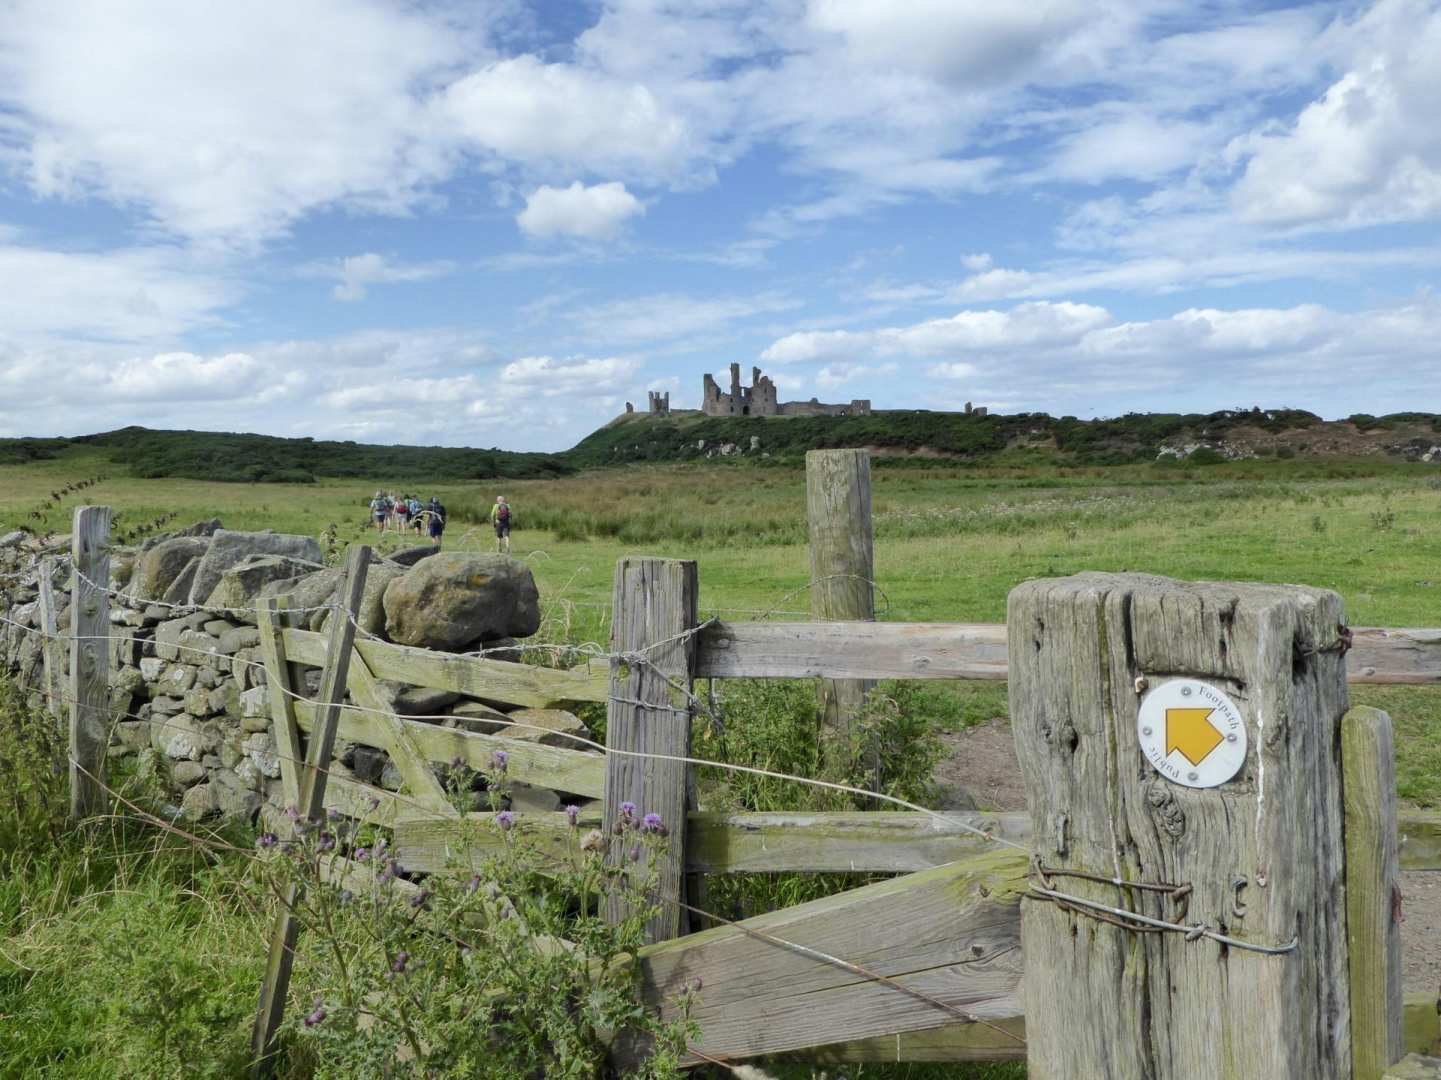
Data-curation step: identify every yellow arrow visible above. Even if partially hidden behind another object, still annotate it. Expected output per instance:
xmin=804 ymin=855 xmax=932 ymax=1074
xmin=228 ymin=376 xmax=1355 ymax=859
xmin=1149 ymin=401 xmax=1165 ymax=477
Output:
xmin=1166 ymin=707 xmax=1223 ymax=766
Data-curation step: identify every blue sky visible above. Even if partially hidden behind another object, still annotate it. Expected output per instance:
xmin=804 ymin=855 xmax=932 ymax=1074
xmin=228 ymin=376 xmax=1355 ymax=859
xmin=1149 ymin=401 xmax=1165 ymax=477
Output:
xmin=1 ymin=0 xmax=1439 ymax=451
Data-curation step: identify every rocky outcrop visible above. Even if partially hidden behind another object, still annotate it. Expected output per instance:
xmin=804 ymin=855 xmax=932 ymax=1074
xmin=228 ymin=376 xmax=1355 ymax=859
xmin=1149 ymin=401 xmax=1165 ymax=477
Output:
xmin=382 ymin=554 xmax=541 ymax=650
xmin=205 ymin=554 xmax=325 ymax=612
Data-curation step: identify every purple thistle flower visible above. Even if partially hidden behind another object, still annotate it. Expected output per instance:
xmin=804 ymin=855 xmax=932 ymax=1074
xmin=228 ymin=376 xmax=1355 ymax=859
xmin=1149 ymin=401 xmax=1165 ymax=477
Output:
xmin=378 ymin=859 xmax=400 ymax=884
xmin=641 ymin=813 xmax=663 ymax=833
xmin=689 ymin=977 xmax=703 ymax=993
xmin=391 ymin=951 xmax=410 ymax=974
xmin=619 ymin=801 xmax=636 ymax=819
xmin=467 ymin=874 xmax=482 ymax=894
xmin=256 ymin=833 xmax=278 ymax=850
xmin=564 ymin=804 xmax=580 ymax=826
xmin=629 ymin=845 xmax=642 ymax=863
xmin=495 ymin=810 xmax=515 ymax=831
xmin=326 ymin=808 xmax=340 ymax=822
xmin=316 ymin=831 xmax=335 ymax=852
xmin=366 ymin=795 xmax=381 ymax=811
xmin=491 ymin=750 xmax=509 ymax=772
xmin=354 ymin=847 xmax=369 ymax=862
xmin=304 ymin=1005 xmax=327 ymax=1028
xmin=409 ymin=888 xmax=431 ymax=910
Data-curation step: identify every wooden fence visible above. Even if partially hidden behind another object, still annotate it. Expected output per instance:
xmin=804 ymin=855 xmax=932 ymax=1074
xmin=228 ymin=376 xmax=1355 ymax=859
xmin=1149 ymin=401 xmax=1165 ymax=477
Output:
xmin=40 ymin=453 xmax=1441 ymax=1077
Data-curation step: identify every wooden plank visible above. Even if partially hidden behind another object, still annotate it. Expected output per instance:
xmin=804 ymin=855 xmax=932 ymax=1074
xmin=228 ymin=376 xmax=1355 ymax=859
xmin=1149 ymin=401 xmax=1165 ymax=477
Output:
xmin=1401 ymin=809 xmax=1441 ymax=870
xmin=792 ymin=995 xmax=1440 ymax=1065
xmin=1385 ymin=1054 xmax=1441 ymax=1079
xmin=1010 ymin=572 xmax=1352 ymax=1079
xmin=1351 ymin=627 xmax=1441 ymax=684
xmin=397 ymin=807 xmax=1441 ymax=876
xmin=395 ymin=811 xmax=600 ymax=873
xmin=1345 ymin=706 xmax=1405 ymax=1080
xmin=603 ymin=557 xmax=698 ymax=943
xmin=693 ymin=621 xmax=1441 ymax=684
xmin=322 ymin=775 xmax=407 ymax=828
xmin=628 ymin=848 xmax=1027 ymax=1065
xmin=806 ymin=449 xmax=875 ymax=762
xmin=251 ymin=545 xmax=370 ymax=1076
xmin=1404 ymin=992 xmax=1441 ymax=1057
xmin=685 ymin=810 xmax=1032 ymax=873
xmin=69 ymin=505 xmax=111 ymax=819
xmin=345 ymin=645 xmax=453 ymax=814
xmin=291 ymin=699 xmax=605 ymax=798
xmin=795 ymin=1019 xmax=1025 ymax=1064
xmin=279 ymin=627 xmax=607 ymax=706
xmin=35 ymin=555 xmax=61 ymax=716
xmin=256 ymin=596 xmax=304 ymax=809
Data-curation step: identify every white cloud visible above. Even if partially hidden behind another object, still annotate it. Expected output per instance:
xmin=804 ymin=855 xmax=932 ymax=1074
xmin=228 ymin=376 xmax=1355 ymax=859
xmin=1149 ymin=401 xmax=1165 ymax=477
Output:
xmin=103 ymin=351 xmax=263 ymax=402
xmin=516 ymin=182 xmax=645 ymax=240
xmin=806 ymin=0 xmax=1094 ymax=86
xmin=500 ymin=355 xmax=640 ymax=393
xmin=570 ymin=291 xmax=801 ymax=345
xmin=762 ymin=301 xmax=1114 ymax=364
xmin=1223 ymin=0 xmax=1441 ymax=229
xmin=443 ymin=56 xmax=693 ymax=179
xmin=0 ymin=242 xmax=237 ymax=342
xmin=1 ymin=0 xmax=463 ymax=244
xmin=761 ymin=294 xmax=1441 ymax=418
xmin=305 ymin=253 xmax=454 ymax=302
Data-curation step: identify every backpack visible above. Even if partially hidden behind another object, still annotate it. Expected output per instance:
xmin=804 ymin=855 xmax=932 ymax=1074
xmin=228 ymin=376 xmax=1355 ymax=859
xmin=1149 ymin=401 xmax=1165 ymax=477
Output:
xmin=497 ymin=503 xmax=510 ymax=523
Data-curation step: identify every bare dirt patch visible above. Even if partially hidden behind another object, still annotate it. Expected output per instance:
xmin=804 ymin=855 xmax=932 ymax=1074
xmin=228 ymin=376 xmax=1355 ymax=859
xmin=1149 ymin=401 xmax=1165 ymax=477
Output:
xmin=934 ymin=721 xmax=1441 ymax=995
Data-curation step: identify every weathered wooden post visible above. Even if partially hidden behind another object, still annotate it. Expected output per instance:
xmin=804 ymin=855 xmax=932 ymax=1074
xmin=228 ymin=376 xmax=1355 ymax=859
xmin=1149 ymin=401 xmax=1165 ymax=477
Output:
xmin=805 ymin=449 xmax=875 ymax=762
xmin=69 ymin=505 xmax=111 ymax=818
xmin=1344 ymin=705 xmax=1404 ymax=1079
xmin=603 ymin=556 xmax=698 ymax=942
xmin=1009 ymin=572 xmax=1351 ymax=1079
xmin=36 ymin=555 xmax=63 ymax=716
xmin=252 ymin=544 xmax=370 ymax=1076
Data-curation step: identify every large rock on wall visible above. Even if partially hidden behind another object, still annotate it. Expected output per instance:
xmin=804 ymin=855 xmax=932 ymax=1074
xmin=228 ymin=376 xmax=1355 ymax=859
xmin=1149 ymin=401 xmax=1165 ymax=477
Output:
xmin=317 ymin=559 xmax=405 ymax=638
xmin=205 ymin=555 xmax=325 ymax=613
xmin=382 ymin=554 xmax=541 ymax=651
xmin=258 ymin=566 xmax=344 ymax=629
xmin=187 ymin=530 xmax=323 ymax=610
xmin=131 ymin=537 xmax=210 ymax=603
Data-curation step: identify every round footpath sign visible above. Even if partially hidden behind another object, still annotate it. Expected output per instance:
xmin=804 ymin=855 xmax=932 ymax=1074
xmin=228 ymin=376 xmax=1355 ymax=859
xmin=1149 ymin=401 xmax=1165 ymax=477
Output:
xmin=1136 ymin=678 xmax=1247 ymax=789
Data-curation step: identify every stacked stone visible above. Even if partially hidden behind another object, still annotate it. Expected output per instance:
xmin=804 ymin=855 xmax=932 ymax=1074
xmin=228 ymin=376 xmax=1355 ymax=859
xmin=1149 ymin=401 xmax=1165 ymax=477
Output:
xmin=3 ymin=525 xmax=592 ymax=826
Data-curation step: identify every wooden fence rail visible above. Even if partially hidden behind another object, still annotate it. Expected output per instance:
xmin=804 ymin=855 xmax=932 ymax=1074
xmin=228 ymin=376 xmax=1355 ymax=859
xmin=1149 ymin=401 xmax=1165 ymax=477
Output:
xmin=694 ymin=621 xmax=1441 ymax=684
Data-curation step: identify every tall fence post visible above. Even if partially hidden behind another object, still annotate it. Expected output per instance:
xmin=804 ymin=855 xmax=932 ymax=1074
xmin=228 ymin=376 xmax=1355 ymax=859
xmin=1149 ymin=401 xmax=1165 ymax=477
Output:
xmin=805 ymin=449 xmax=875 ymax=765
xmin=1344 ymin=705 xmax=1404 ymax=1079
xmin=604 ymin=556 xmax=698 ymax=942
xmin=1009 ymin=572 xmax=1351 ymax=1079
xmin=251 ymin=544 xmax=370 ymax=1076
xmin=69 ymin=505 xmax=111 ymax=818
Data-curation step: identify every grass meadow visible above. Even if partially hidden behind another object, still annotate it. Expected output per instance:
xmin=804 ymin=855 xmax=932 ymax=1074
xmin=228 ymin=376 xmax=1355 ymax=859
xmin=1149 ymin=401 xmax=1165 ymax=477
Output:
xmin=4 ymin=450 xmax=1441 ymax=1077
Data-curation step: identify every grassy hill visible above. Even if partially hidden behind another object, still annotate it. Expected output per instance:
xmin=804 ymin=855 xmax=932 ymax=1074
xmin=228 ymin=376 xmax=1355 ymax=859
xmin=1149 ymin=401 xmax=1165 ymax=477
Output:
xmin=4 ymin=407 xmax=1441 ymax=483
xmin=569 ymin=407 xmax=1441 ymax=468
xmin=0 ymin=426 xmax=571 ymax=483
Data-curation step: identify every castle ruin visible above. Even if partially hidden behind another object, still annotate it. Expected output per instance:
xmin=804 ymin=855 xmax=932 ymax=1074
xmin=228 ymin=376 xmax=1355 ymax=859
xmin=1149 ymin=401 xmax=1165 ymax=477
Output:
xmin=700 ymin=363 xmax=870 ymax=418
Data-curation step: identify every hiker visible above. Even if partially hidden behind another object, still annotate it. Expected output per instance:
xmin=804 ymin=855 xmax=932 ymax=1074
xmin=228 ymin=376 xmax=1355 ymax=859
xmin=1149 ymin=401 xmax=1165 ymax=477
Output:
xmin=369 ymin=491 xmax=388 ymax=533
xmin=427 ymin=496 xmax=446 ymax=548
xmin=490 ymin=495 xmax=513 ymax=554
xmin=408 ymin=495 xmax=423 ymax=534
xmin=395 ymin=494 xmax=411 ymax=533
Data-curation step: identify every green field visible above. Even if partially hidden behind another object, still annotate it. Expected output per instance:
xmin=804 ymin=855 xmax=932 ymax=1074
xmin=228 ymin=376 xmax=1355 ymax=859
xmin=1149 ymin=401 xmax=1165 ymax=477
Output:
xmin=4 ymin=450 xmax=1441 ymax=1077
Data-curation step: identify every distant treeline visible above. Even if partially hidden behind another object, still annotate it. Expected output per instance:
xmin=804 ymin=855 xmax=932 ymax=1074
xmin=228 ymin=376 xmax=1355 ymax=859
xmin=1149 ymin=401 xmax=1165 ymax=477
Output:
xmin=0 ymin=427 xmax=572 ymax=483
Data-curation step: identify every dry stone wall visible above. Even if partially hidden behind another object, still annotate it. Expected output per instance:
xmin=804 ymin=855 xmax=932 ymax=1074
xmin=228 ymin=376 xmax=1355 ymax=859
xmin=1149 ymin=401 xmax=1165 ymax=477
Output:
xmin=0 ymin=525 xmax=591 ymax=828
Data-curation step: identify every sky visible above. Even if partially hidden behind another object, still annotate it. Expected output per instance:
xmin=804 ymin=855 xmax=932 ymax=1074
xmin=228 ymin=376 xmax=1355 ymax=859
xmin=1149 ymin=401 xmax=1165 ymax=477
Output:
xmin=1 ymin=0 xmax=1440 ymax=452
